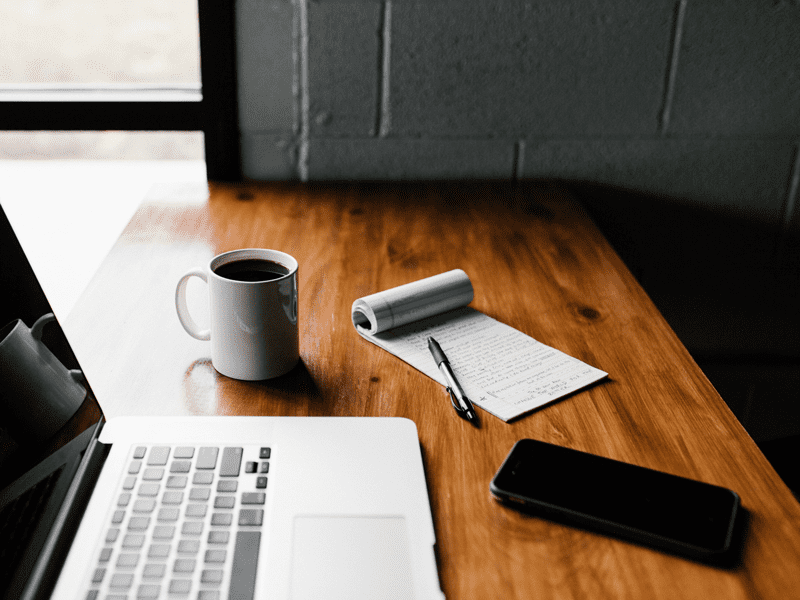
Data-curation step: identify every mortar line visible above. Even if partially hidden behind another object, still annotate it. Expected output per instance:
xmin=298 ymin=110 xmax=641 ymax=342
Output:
xmin=513 ymin=140 xmax=526 ymax=180
xmin=297 ymin=0 xmax=310 ymax=181
xmin=377 ymin=0 xmax=392 ymax=138
xmin=658 ymin=0 xmax=687 ymax=134
xmin=775 ymin=143 xmax=800 ymax=261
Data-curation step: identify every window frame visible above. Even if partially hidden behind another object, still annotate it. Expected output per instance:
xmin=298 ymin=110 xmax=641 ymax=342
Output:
xmin=0 ymin=0 xmax=240 ymax=181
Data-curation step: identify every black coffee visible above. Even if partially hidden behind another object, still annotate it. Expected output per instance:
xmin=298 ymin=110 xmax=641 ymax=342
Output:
xmin=213 ymin=259 xmax=289 ymax=282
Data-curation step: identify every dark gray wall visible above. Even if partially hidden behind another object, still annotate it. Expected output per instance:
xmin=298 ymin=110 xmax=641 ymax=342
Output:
xmin=236 ymin=0 xmax=800 ymax=208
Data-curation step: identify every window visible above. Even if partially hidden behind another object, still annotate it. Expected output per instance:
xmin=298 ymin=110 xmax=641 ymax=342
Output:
xmin=0 ymin=0 xmax=240 ymax=179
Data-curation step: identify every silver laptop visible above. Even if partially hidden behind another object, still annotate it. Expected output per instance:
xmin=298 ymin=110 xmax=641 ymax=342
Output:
xmin=0 ymin=204 xmax=444 ymax=600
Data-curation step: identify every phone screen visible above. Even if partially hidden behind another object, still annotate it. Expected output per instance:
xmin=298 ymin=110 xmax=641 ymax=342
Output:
xmin=491 ymin=439 xmax=740 ymax=556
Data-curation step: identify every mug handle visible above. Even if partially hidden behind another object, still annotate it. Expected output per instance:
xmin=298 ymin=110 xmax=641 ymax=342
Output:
xmin=175 ymin=268 xmax=211 ymax=341
xmin=30 ymin=313 xmax=56 ymax=340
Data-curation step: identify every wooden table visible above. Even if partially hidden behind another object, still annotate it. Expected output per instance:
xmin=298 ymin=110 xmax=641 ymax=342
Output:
xmin=65 ymin=181 xmax=800 ymax=599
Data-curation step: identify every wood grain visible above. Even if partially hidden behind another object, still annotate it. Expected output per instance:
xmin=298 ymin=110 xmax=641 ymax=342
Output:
xmin=65 ymin=181 xmax=800 ymax=599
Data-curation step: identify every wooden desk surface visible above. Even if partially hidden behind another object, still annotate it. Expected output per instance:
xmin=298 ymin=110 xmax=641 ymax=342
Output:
xmin=65 ymin=182 xmax=800 ymax=599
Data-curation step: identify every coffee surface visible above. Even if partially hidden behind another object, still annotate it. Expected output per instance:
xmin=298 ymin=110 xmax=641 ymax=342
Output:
xmin=213 ymin=259 xmax=289 ymax=282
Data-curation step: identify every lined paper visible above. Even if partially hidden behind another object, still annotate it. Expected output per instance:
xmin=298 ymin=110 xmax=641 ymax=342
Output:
xmin=352 ymin=271 xmax=607 ymax=422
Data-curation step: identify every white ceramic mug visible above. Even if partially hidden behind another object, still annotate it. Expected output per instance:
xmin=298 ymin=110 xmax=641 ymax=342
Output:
xmin=0 ymin=313 xmax=86 ymax=444
xmin=175 ymin=249 xmax=299 ymax=380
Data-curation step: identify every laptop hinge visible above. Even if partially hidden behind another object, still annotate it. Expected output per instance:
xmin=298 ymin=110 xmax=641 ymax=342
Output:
xmin=20 ymin=419 xmax=110 ymax=600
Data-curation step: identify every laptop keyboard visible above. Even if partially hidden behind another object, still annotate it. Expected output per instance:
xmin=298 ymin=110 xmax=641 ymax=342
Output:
xmin=84 ymin=445 xmax=270 ymax=600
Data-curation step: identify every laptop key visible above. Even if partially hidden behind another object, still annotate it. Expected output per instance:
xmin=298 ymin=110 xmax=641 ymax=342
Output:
xmin=166 ymin=475 xmax=188 ymax=488
xmin=122 ymin=534 xmax=145 ymax=549
xmin=142 ymin=468 xmax=164 ymax=481
xmin=138 ymin=483 xmax=160 ymax=496
xmin=142 ymin=563 xmax=166 ymax=579
xmin=116 ymin=553 xmax=140 ymax=569
xmin=196 ymin=447 xmax=219 ymax=470
xmin=174 ymin=446 xmax=195 ymax=459
xmin=99 ymin=547 xmax=113 ymax=562
xmin=162 ymin=491 xmax=184 ymax=505
xmin=128 ymin=516 xmax=150 ymax=530
xmin=210 ymin=513 xmax=233 ymax=527
xmin=259 ymin=447 xmax=271 ymax=459
xmin=238 ymin=509 xmax=263 ymax=527
xmin=158 ymin=507 xmax=180 ymax=522
xmin=122 ymin=476 xmax=136 ymax=490
xmin=186 ymin=504 xmax=208 ymax=518
xmin=133 ymin=446 xmax=146 ymax=459
xmin=204 ymin=549 xmax=227 ymax=563
xmin=137 ymin=583 xmax=160 ymax=599
xmin=178 ymin=539 xmax=200 ymax=554
xmin=128 ymin=460 xmax=142 ymax=474
xmin=148 ymin=544 xmax=171 ymax=559
xmin=147 ymin=446 xmax=170 ymax=466
xmin=255 ymin=477 xmax=267 ymax=489
xmin=198 ymin=591 xmax=220 ymax=600
xmin=153 ymin=525 xmax=176 ymax=539
xmin=110 ymin=573 xmax=134 ymax=589
xmin=193 ymin=471 xmax=214 ymax=485
xmin=207 ymin=531 xmax=229 ymax=545
xmin=181 ymin=521 xmax=203 ymax=536
xmin=201 ymin=569 xmax=224 ymax=584
xmin=214 ymin=496 xmax=235 ymax=509
xmin=241 ymin=492 xmax=265 ymax=505
xmin=170 ymin=460 xmax=192 ymax=473
xmin=216 ymin=480 xmax=237 ymax=493
xmin=173 ymin=558 xmax=196 ymax=573
xmin=168 ymin=579 xmax=191 ymax=594
xmin=133 ymin=499 xmax=156 ymax=513
xmin=189 ymin=487 xmax=211 ymax=501
xmin=91 ymin=568 xmax=106 ymax=583
xmin=219 ymin=447 xmax=243 ymax=477
xmin=229 ymin=531 xmax=260 ymax=600
xmin=118 ymin=492 xmax=132 ymax=506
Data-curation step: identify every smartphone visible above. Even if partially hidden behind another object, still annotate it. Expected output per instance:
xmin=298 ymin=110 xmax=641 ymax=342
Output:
xmin=490 ymin=439 xmax=741 ymax=560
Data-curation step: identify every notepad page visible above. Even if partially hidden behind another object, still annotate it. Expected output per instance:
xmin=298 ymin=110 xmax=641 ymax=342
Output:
xmin=361 ymin=307 xmax=607 ymax=422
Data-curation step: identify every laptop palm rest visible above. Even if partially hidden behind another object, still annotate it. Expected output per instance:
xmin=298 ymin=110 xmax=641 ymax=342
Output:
xmin=290 ymin=515 xmax=414 ymax=600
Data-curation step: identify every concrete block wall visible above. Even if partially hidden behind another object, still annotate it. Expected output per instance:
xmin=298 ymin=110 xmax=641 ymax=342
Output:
xmin=236 ymin=0 xmax=800 ymax=200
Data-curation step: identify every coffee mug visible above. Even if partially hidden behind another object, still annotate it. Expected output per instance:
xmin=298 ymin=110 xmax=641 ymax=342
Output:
xmin=175 ymin=249 xmax=299 ymax=380
xmin=0 ymin=313 xmax=86 ymax=445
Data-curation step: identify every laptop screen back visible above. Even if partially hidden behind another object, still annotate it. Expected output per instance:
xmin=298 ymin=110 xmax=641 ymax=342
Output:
xmin=0 ymin=202 xmax=102 ymax=496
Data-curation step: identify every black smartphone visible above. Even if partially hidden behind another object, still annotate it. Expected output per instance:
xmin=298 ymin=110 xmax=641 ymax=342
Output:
xmin=490 ymin=439 xmax=741 ymax=560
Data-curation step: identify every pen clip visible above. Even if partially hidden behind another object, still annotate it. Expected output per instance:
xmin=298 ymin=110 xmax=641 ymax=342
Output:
xmin=446 ymin=387 xmax=468 ymax=416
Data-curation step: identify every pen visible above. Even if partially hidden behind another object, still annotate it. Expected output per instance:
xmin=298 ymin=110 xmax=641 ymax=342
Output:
xmin=427 ymin=337 xmax=479 ymax=426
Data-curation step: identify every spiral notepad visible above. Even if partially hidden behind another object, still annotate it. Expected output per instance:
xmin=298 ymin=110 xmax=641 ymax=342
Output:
xmin=351 ymin=270 xmax=607 ymax=422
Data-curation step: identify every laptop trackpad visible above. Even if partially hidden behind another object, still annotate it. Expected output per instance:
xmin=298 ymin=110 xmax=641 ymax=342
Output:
xmin=291 ymin=515 xmax=415 ymax=600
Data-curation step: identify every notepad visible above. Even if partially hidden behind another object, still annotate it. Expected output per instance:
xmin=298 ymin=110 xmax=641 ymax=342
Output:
xmin=351 ymin=270 xmax=608 ymax=422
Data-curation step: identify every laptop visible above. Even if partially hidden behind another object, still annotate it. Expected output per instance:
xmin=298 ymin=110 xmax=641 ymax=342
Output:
xmin=0 ymin=204 xmax=444 ymax=600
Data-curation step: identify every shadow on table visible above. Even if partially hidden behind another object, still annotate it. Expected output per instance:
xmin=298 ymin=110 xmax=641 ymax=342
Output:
xmin=182 ymin=358 xmax=325 ymax=415
xmin=493 ymin=496 xmax=750 ymax=570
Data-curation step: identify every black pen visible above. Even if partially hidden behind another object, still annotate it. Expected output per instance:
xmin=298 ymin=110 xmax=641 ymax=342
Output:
xmin=427 ymin=337 xmax=479 ymax=426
